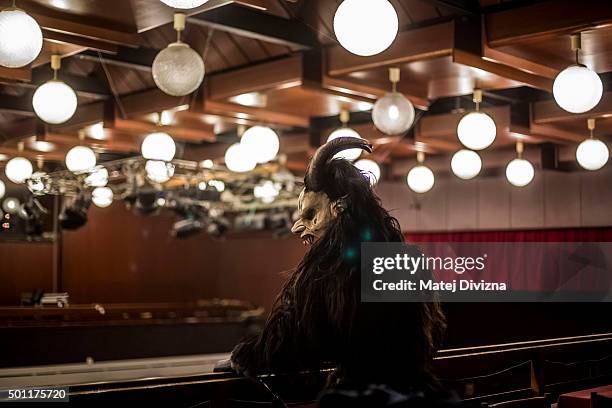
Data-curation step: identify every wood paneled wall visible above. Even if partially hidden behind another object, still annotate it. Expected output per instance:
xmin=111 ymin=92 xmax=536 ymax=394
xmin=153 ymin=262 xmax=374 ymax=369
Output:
xmin=0 ymin=242 xmax=54 ymax=305
xmin=376 ymin=166 xmax=612 ymax=232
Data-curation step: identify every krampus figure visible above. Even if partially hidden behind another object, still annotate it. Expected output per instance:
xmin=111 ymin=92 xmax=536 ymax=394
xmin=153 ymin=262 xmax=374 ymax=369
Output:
xmin=224 ymin=138 xmax=446 ymax=392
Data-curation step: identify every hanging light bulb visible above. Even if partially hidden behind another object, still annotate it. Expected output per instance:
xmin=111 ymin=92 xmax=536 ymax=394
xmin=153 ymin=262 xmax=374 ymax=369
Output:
xmin=407 ymin=151 xmax=434 ymax=193
xmin=159 ymin=0 xmax=209 ymax=8
xmin=457 ymin=89 xmax=496 ymax=151
xmin=32 ymin=55 xmax=78 ymax=124
xmin=451 ymin=149 xmax=482 ymax=180
xmin=333 ymin=0 xmax=398 ymax=57
xmin=2 ymin=197 xmax=20 ymax=214
xmin=354 ymin=159 xmax=381 ymax=186
xmin=240 ymin=126 xmax=280 ymax=164
xmin=553 ymin=33 xmax=603 ymax=114
xmin=85 ymin=166 xmax=109 ymax=187
xmin=0 ymin=179 xmax=5 ymax=199
xmin=141 ymin=131 xmax=176 ymax=161
xmin=65 ymin=131 xmax=96 ymax=173
xmin=0 ymin=3 xmax=43 ymax=68
xmin=145 ymin=160 xmax=175 ymax=183
xmin=372 ymin=68 xmax=415 ymax=135
xmin=576 ymin=118 xmax=609 ymax=171
xmin=327 ymin=110 xmax=364 ymax=161
xmin=91 ymin=187 xmax=113 ymax=208
xmin=254 ymin=180 xmax=280 ymax=204
xmin=5 ymin=143 xmax=33 ymax=184
xmin=152 ymin=13 xmax=205 ymax=96
xmin=224 ymin=142 xmax=257 ymax=173
xmin=506 ymin=141 xmax=534 ymax=187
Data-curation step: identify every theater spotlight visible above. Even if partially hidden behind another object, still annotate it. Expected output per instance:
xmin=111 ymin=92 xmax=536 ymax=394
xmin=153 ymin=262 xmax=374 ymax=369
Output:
xmin=172 ymin=216 xmax=204 ymax=239
xmin=59 ymin=192 xmax=91 ymax=230
xmin=20 ymin=196 xmax=47 ymax=236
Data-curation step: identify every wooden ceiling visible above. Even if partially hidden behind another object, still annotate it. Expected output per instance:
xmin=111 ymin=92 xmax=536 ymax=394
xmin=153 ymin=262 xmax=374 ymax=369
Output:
xmin=0 ymin=0 xmax=611 ymax=174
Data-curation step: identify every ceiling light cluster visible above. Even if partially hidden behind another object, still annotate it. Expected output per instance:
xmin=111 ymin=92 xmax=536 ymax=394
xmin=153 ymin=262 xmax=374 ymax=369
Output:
xmin=224 ymin=126 xmax=280 ymax=173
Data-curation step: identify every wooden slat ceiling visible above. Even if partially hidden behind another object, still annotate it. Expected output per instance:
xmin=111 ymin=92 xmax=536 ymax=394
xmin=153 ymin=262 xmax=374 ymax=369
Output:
xmin=0 ymin=0 xmax=610 ymax=170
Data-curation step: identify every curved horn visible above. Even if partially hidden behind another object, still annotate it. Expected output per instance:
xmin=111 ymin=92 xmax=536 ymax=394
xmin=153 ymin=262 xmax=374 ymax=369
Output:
xmin=305 ymin=137 xmax=372 ymax=191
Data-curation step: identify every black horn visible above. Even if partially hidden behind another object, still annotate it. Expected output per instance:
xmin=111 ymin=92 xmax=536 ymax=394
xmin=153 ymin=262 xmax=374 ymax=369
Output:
xmin=305 ymin=137 xmax=372 ymax=191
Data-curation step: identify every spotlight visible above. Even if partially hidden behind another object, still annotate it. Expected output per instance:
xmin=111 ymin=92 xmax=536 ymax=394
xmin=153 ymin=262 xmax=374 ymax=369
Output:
xmin=173 ymin=217 xmax=204 ymax=239
xmin=59 ymin=192 xmax=91 ymax=230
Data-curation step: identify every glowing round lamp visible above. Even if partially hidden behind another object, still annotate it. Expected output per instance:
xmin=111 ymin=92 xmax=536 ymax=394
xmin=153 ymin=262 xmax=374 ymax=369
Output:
xmin=153 ymin=42 xmax=204 ymax=96
xmin=0 ymin=8 xmax=43 ymax=68
xmin=372 ymin=93 xmax=415 ymax=135
xmin=66 ymin=146 xmax=96 ymax=173
xmin=457 ymin=112 xmax=496 ymax=150
xmin=354 ymin=159 xmax=381 ymax=185
xmin=146 ymin=160 xmax=175 ymax=183
xmin=407 ymin=165 xmax=434 ymax=193
xmin=240 ymin=126 xmax=280 ymax=164
xmin=576 ymin=139 xmax=609 ymax=171
xmin=85 ymin=167 xmax=109 ymax=187
xmin=208 ymin=179 xmax=225 ymax=192
xmin=224 ymin=143 xmax=256 ymax=173
xmin=327 ymin=129 xmax=363 ymax=161
xmin=505 ymin=158 xmax=534 ymax=187
xmin=160 ymin=0 xmax=209 ymax=8
xmin=92 ymin=187 xmax=113 ymax=208
xmin=553 ymin=65 xmax=603 ymax=113
xmin=141 ymin=132 xmax=176 ymax=161
xmin=333 ymin=0 xmax=398 ymax=56
xmin=451 ymin=149 xmax=482 ymax=180
xmin=2 ymin=197 xmax=19 ymax=214
xmin=32 ymin=80 xmax=77 ymax=124
xmin=254 ymin=180 xmax=279 ymax=204
xmin=5 ymin=157 xmax=32 ymax=184
xmin=0 ymin=179 xmax=4 ymax=199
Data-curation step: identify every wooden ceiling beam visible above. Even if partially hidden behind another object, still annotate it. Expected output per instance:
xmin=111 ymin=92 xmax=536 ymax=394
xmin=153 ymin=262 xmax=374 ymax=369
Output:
xmin=0 ymin=146 xmax=65 ymax=162
xmin=110 ymin=118 xmax=216 ymax=143
xmin=42 ymin=30 xmax=119 ymax=54
xmin=187 ymin=4 xmax=319 ymax=49
xmin=532 ymin=92 xmax=612 ymax=124
xmin=0 ymin=66 xmax=31 ymax=82
xmin=203 ymin=100 xmax=309 ymax=128
xmin=485 ymin=0 xmax=612 ymax=47
xmin=75 ymin=47 xmax=158 ymax=73
xmin=326 ymin=21 xmax=455 ymax=76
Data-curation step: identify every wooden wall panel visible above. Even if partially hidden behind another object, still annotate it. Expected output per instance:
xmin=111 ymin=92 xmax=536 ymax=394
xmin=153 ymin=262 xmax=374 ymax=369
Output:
xmin=544 ymin=171 xmax=581 ymax=227
xmin=447 ymin=180 xmax=478 ymax=230
xmin=0 ymin=242 xmax=54 ymax=305
xmin=510 ymin=173 xmax=545 ymax=229
xmin=416 ymin=178 xmax=448 ymax=231
xmin=581 ymin=167 xmax=612 ymax=227
xmin=478 ymin=177 xmax=511 ymax=229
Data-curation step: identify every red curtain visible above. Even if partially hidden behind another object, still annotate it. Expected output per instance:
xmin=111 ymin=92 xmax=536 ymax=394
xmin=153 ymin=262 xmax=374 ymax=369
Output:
xmin=405 ymin=227 xmax=612 ymax=243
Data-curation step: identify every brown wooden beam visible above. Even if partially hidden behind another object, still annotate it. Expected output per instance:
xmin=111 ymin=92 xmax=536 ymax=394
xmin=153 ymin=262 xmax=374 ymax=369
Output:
xmin=111 ymin=118 xmax=216 ymax=143
xmin=326 ymin=21 xmax=454 ymax=76
xmin=203 ymin=100 xmax=309 ymax=128
xmin=532 ymin=92 xmax=612 ymax=124
xmin=0 ymin=66 xmax=31 ymax=82
xmin=485 ymin=0 xmax=612 ymax=47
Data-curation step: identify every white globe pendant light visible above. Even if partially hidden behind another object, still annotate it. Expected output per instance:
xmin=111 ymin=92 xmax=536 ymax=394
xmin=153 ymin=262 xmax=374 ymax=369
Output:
xmin=141 ymin=131 xmax=176 ymax=161
xmin=354 ymin=159 xmax=381 ymax=186
xmin=553 ymin=33 xmax=603 ymax=114
xmin=0 ymin=179 xmax=4 ymax=199
xmin=2 ymin=197 xmax=20 ymax=214
xmin=506 ymin=141 xmax=534 ymax=187
xmin=32 ymin=55 xmax=78 ymax=124
xmin=372 ymin=68 xmax=415 ymax=136
xmin=5 ymin=156 xmax=32 ymax=184
xmin=85 ymin=166 xmax=109 ymax=187
xmin=152 ymin=13 xmax=204 ymax=97
xmin=145 ymin=160 xmax=175 ymax=183
xmin=451 ymin=149 xmax=482 ymax=180
xmin=240 ymin=126 xmax=280 ymax=164
xmin=407 ymin=151 xmax=434 ymax=193
xmin=327 ymin=110 xmax=364 ymax=161
xmin=576 ymin=119 xmax=609 ymax=171
xmin=66 ymin=133 xmax=96 ymax=174
xmin=333 ymin=0 xmax=398 ymax=57
xmin=160 ymin=0 xmax=209 ymax=8
xmin=91 ymin=187 xmax=113 ymax=208
xmin=457 ymin=89 xmax=496 ymax=150
xmin=224 ymin=142 xmax=257 ymax=173
xmin=0 ymin=5 xmax=43 ymax=68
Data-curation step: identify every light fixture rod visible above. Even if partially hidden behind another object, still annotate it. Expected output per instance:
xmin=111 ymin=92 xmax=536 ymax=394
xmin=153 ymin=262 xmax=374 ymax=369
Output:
xmin=174 ymin=13 xmax=186 ymax=42
xmin=587 ymin=118 xmax=595 ymax=138
xmin=50 ymin=54 xmax=61 ymax=80
xmin=516 ymin=140 xmax=524 ymax=158
xmin=571 ymin=33 xmax=581 ymax=65
xmin=17 ymin=141 xmax=24 ymax=152
xmin=339 ymin=109 xmax=349 ymax=125
xmin=473 ymin=89 xmax=482 ymax=111
xmin=78 ymin=129 xmax=86 ymax=142
xmin=389 ymin=67 xmax=400 ymax=93
xmin=416 ymin=151 xmax=425 ymax=164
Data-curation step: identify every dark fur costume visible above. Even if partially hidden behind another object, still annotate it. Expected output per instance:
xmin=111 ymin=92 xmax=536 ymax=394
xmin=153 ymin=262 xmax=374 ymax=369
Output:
xmin=231 ymin=138 xmax=446 ymax=391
